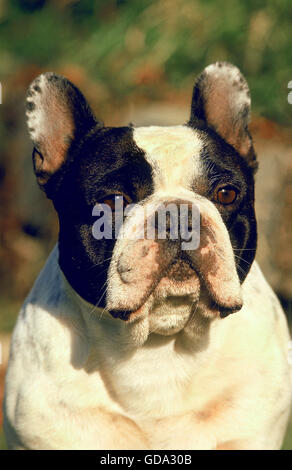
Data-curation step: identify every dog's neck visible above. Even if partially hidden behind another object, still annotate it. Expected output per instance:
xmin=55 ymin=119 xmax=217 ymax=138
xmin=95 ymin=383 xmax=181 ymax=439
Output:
xmin=58 ymin=248 xmax=232 ymax=419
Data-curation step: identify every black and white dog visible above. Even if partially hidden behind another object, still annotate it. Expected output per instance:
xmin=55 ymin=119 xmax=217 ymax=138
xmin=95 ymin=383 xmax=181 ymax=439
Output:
xmin=4 ymin=62 xmax=292 ymax=450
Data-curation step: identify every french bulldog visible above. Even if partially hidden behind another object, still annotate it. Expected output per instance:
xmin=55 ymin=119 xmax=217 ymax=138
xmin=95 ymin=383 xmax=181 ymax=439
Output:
xmin=3 ymin=62 xmax=292 ymax=450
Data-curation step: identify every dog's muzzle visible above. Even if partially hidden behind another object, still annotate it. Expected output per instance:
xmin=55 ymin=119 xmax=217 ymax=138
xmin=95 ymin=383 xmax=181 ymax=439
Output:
xmin=106 ymin=197 xmax=243 ymax=321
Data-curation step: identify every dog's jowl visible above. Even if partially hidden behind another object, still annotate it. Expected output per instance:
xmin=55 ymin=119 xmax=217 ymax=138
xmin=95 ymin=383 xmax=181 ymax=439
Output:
xmin=4 ymin=63 xmax=292 ymax=450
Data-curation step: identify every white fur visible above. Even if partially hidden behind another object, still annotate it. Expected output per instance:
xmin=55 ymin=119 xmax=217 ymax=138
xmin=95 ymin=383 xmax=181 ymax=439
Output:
xmin=133 ymin=125 xmax=203 ymax=192
xmin=204 ymin=62 xmax=251 ymax=113
xmin=4 ymin=245 xmax=292 ymax=449
xmin=26 ymin=74 xmax=48 ymax=142
xmin=201 ymin=63 xmax=252 ymax=157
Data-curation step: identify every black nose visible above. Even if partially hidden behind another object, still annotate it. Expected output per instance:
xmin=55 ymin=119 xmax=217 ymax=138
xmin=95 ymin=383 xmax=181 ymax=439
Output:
xmin=150 ymin=200 xmax=198 ymax=240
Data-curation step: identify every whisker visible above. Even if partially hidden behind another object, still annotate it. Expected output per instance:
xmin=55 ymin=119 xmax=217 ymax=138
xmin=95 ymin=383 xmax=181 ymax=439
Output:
xmin=234 ymin=254 xmax=253 ymax=266
xmin=236 ymin=263 xmax=249 ymax=277
xmin=233 ymin=248 xmax=256 ymax=252
xmin=87 ymin=257 xmax=113 ymax=270
xmin=88 ymin=279 xmax=109 ymax=319
xmin=188 ymin=296 xmax=200 ymax=325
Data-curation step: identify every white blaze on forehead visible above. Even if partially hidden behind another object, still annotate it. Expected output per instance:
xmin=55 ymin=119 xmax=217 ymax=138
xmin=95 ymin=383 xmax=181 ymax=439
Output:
xmin=133 ymin=125 xmax=203 ymax=192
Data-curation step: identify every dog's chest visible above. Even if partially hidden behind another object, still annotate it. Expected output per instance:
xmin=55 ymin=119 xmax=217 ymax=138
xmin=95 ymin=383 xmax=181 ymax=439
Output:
xmin=75 ymin=335 xmax=229 ymax=449
xmin=99 ymin=338 xmax=200 ymax=414
xmin=6 ymin=251 xmax=291 ymax=450
xmin=78 ymin=328 xmax=254 ymax=449
xmin=90 ymin=326 xmax=229 ymax=419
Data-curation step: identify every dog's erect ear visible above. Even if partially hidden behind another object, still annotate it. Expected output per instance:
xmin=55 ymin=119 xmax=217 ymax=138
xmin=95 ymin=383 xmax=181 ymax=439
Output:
xmin=26 ymin=72 xmax=100 ymax=192
xmin=189 ymin=62 xmax=257 ymax=169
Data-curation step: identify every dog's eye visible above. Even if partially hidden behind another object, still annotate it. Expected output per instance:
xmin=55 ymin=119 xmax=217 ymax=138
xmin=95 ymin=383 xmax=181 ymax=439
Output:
xmin=100 ymin=194 xmax=130 ymax=211
xmin=215 ymin=186 xmax=238 ymax=205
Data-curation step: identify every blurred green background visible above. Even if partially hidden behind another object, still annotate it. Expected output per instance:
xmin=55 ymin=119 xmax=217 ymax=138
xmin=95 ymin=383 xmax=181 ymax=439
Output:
xmin=0 ymin=0 xmax=291 ymax=450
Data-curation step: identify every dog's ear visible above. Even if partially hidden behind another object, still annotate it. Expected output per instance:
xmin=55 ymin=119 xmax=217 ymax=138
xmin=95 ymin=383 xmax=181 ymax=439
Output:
xmin=189 ymin=62 xmax=257 ymax=170
xmin=26 ymin=72 xmax=101 ymax=195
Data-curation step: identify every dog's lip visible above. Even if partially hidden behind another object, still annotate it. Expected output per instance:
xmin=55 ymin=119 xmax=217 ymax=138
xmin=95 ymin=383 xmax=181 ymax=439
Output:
xmin=218 ymin=303 xmax=243 ymax=317
xmin=108 ymin=295 xmax=243 ymax=322
xmin=107 ymin=283 xmax=157 ymax=321
xmin=108 ymin=309 xmax=133 ymax=321
xmin=185 ymin=256 xmax=243 ymax=316
xmin=107 ymin=257 xmax=243 ymax=321
xmin=108 ymin=259 xmax=199 ymax=321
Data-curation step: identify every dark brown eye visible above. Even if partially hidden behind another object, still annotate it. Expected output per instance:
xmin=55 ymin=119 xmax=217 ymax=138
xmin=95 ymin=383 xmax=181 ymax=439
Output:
xmin=101 ymin=194 xmax=130 ymax=211
xmin=215 ymin=186 xmax=238 ymax=205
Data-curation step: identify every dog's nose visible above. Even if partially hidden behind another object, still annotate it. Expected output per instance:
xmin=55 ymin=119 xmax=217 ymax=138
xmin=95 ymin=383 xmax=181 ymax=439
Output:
xmin=150 ymin=199 xmax=197 ymax=239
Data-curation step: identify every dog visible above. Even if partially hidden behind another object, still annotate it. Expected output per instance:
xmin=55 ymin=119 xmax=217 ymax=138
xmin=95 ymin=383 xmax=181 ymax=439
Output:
xmin=3 ymin=62 xmax=292 ymax=450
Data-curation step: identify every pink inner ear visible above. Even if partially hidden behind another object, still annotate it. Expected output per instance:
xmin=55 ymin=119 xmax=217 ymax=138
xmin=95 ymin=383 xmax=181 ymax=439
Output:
xmin=26 ymin=74 xmax=76 ymax=179
xmin=39 ymin=93 xmax=75 ymax=174
xmin=204 ymin=82 xmax=252 ymax=158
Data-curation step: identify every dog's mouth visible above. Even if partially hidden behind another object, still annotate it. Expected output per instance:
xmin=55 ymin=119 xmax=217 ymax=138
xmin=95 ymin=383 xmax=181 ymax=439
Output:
xmin=108 ymin=257 xmax=199 ymax=321
xmin=108 ymin=255 xmax=243 ymax=323
xmin=106 ymin=210 xmax=244 ymax=324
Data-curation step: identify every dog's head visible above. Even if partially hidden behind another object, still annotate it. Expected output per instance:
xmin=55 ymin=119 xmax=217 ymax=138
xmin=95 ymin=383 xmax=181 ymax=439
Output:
xmin=26 ymin=62 xmax=257 ymax=336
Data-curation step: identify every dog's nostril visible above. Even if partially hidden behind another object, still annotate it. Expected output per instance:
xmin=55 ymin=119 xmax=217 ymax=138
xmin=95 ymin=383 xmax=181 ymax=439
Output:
xmin=149 ymin=201 xmax=196 ymax=238
xmin=117 ymin=261 xmax=133 ymax=284
xmin=152 ymin=211 xmax=173 ymax=231
xmin=117 ymin=264 xmax=132 ymax=274
xmin=141 ymin=245 xmax=150 ymax=257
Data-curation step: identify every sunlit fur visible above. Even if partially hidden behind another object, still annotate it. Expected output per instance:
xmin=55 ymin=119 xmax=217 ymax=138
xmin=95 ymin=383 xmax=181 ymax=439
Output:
xmin=4 ymin=246 xmax=291 ymax=449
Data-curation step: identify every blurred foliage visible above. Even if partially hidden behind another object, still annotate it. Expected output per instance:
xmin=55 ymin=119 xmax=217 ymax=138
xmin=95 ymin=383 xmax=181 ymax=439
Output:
xmin=0 ymin=297 xmax=21 ymax=332
xmin=283 ymin=417 xmax=292 ymax=450
xmin=0 ymin=0 xmax=291 ymax=123
xmin=0 ymin=429 xmax=7 ymax=450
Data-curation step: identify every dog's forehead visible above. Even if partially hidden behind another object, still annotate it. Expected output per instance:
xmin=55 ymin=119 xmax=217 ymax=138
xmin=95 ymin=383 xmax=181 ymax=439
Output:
xmin=133 ymin=125 xmax=203 ymax=191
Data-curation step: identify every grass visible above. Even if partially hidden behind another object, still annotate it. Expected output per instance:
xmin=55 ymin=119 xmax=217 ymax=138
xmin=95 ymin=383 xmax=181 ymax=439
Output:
xmin=0 ymin=429 xmax=7 ymax=450
xmin=282 ymin=417 xmax=292 ymax=450
xmin=0 ymin=298 xmax=21 ymax=334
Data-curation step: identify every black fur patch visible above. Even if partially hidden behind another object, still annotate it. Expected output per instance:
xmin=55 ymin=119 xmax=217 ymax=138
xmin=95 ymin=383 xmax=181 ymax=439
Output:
xmin=53 ymin=126 xmax=154 ymax=306
xmin=188 ymin=123 xmax=257 ymax=281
